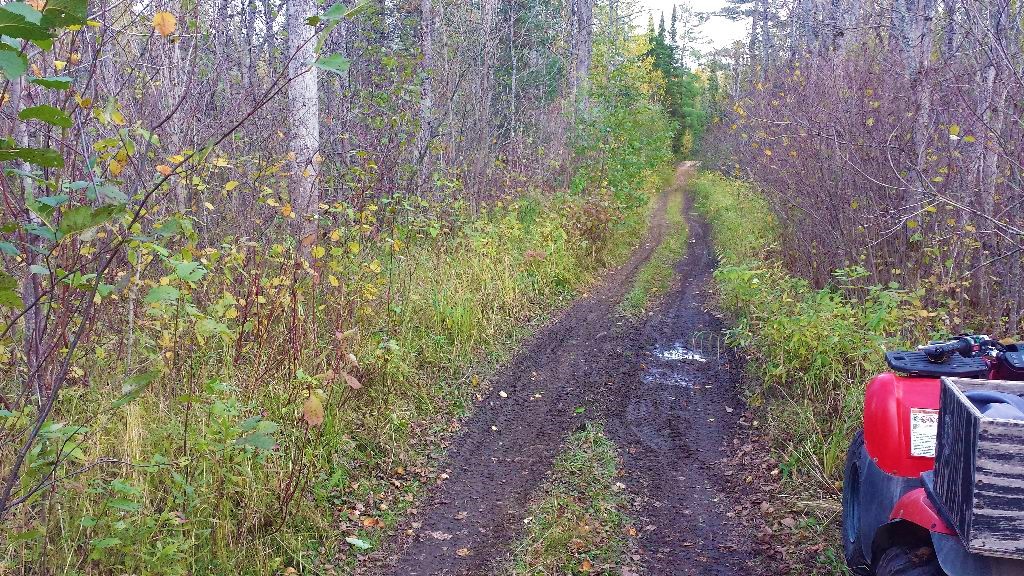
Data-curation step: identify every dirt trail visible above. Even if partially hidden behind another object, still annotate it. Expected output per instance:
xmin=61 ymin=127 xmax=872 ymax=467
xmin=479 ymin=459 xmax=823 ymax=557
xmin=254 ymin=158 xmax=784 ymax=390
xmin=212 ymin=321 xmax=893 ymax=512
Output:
xmin=376 ymin=164 xmax=760 ymax=575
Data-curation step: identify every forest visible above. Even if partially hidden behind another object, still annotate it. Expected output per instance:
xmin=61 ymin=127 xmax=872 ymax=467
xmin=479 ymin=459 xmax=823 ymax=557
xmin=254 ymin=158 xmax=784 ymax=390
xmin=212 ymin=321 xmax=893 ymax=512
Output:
xmin=2 ymin=0 xmax=1023 ymax=575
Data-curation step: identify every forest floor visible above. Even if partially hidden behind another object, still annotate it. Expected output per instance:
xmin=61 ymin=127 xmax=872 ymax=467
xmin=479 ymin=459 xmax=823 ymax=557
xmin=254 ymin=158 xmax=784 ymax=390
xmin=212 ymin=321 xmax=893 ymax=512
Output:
xmin=358 ymin=165 xmax=798 ymax=575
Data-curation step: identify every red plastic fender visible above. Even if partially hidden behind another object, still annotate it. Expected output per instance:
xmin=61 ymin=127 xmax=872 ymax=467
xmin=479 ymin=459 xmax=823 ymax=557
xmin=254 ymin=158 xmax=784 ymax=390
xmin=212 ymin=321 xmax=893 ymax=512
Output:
xmin=863 ymin=372 xmax=941 ymax=477
xmin=889 ymin=488 xmax=956 ymax=536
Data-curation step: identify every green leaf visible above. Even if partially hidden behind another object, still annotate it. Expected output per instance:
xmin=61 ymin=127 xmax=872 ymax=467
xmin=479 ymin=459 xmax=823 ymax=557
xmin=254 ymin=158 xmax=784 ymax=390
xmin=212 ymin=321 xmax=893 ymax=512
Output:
xmin=0 ymin=49 xmax=27 ymax=79
xmin=314 ymin=53 xmax=350 ymax=76
xmin=29 ymin=75 xmax=72 ymax=90
xmin=0 ymin=6 xmax=51 ymax=40
xmin=2 ymin=3 xmax=43 ymax=24
xmin=0 ymin=241 xmax=18 ymax=256
xmin=8 ymin=529 xmax=42 ymax=543
xmin=170 ymin=259 xmax=206 ymax=282
xmin=112 ymin=370 xmax=160 ymax=408
xmin=90 ymin=537 xmax=122 ymax=550
xmin=144 ymin=285 xmax=179 ymax=304
xmin=236 ymin=432 xmax=275 ymax=451
xmin=20 ymin=104 xmax=73 ymax=129
xmin=58 ymin=204 xmax=121 ymax=237
xmin=39 ymin=0 xmax=88 ymax=28
xmin=36 ymin=194 xmax=69 ymax=207
xmin=323 ymin=0 xmax=371 ymax=21
xmin=0 ymin=139 xmax=64 ymax=168
xmin=0 ymin=271 xmax=22 ymax=310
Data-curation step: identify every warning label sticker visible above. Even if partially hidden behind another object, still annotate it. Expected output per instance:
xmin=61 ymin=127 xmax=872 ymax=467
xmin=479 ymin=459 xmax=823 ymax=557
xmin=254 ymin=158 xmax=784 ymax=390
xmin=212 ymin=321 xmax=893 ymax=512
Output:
xmin=910 ymin=408 xmax=940 ymax=458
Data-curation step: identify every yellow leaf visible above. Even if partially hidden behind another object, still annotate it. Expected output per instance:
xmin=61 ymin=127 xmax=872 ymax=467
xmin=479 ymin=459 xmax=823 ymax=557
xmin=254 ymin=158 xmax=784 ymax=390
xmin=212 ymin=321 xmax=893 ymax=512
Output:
xmin=330 ymin=229 xmax=341 ymax=242
xmin=281 ymin=204 xmax=294 ymax=218
xmin=949 ymin=124 xmax=960 ymax=136
xmin=109 ymin=159 xmax=124 ymax=176
xmin=203 ymin=202 xmax=214 ymax=210
xmin=964 ymin=135 xmax=976 ymax=143
xmin=169 ymin=154 xmax=186 ymax=163
xmin=156 ymin=164 xmax=172 ymax=176
xmin=224 ymin=180 xmax=239 ymax=191
xmin=965 ymin=224 xmax=977 ymax=233
xmin=53 ymin=60 xmax=66 ymax=71
xmin=907 ymin=220 xmax=918 ymax=229
xmin=70 ymin=52 xmax=81 ymax=65
xmin=312 ymin=245 xmax=326 ymax=259
xmin=153 ymin=11 xmax=177 ymax=37
xmin=348 ymin=242 xmax=360 ymax=254
xmin=225 ymin=307 xmax=238 ymax=319
xmin=214 ymin=157 xmax=230 ymax=167
xmin=328 ymin=274 xmax=340 ymax=287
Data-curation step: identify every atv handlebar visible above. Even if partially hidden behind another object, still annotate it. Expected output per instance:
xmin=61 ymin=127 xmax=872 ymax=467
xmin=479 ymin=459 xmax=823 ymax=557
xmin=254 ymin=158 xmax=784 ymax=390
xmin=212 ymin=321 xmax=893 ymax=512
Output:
xmin=918 ymin=337 xmax=975 ymax=362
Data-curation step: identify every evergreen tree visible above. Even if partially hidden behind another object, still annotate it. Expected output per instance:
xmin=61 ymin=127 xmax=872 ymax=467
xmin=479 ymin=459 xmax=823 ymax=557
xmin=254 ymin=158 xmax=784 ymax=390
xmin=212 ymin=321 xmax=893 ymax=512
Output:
xmin=670 ymin=5 xmax=678 ymax=44
xmin=647 ymin=27 xmax=705 ymax=155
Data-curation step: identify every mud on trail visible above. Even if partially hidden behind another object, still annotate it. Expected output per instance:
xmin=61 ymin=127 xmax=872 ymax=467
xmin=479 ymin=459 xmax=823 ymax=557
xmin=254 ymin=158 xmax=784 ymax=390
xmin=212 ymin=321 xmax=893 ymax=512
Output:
xmin=370 ymin=165 xmax=766 ymax=575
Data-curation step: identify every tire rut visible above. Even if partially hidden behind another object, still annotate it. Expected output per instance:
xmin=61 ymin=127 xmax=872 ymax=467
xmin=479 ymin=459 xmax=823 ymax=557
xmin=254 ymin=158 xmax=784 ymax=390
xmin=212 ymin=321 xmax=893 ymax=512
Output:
xmin=369 ymin=163 xmax=762 ymax=576
xmin=373 ymin=171 xmax=678 ymax=576
xmin=600 ymin=171 xmax=759 ymax=575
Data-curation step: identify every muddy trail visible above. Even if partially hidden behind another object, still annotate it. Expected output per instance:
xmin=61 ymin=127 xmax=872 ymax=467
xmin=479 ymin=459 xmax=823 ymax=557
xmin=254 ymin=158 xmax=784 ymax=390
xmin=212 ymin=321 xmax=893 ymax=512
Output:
xmin=372 ymin=165 xmax=763 ymax=575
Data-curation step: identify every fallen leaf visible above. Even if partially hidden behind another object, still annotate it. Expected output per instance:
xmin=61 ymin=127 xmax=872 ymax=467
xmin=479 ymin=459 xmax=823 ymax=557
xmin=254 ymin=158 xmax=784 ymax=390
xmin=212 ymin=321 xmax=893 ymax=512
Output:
xmin=302 ymin=395 xmax=324 ymax=426
xmin=580 ymin=559 xmax=593 ymax=572
xmin=456 ymin=548 xmax=470 ymax=557
xmin=156 ymin=164 xmax=172 ymax=176
xmin=344 ymin=373 xmax=362 ymax=390
xmin=345 ymin=536 xmax=371 ymax=550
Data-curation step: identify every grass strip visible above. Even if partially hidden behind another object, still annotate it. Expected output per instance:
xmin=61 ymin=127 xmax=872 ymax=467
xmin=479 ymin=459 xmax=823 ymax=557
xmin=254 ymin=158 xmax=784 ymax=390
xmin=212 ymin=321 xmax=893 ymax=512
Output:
xmin=508 ymin=422 xmax=636 ymax=576
xmin=618 ymin=185 xmax=687 ymax=317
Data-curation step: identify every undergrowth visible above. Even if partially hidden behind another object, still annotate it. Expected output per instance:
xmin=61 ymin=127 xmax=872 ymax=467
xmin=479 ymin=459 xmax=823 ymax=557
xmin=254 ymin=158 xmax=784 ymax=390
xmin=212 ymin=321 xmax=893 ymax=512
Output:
xmin=508 ymin=422 xmax=635 ymax=576
xmin=619 ymin=181 xmax=687 ymax=317
xmin=690 ymin=172 xmax=944 ymax=570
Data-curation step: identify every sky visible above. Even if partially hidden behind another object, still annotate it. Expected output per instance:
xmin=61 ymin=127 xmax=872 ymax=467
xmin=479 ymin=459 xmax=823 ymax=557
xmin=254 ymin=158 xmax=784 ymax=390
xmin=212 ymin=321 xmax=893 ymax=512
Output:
xmin=634 ymin=0 xmax=748 ymax=52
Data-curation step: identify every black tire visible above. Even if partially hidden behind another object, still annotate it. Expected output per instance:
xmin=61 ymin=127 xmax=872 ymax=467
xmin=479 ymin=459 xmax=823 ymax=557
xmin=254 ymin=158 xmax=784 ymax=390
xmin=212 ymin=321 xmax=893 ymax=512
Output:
xmin=843 ymin=431 xmax=871 ymax=576
xmin=875 ymin=545 xmax=945 ymax=576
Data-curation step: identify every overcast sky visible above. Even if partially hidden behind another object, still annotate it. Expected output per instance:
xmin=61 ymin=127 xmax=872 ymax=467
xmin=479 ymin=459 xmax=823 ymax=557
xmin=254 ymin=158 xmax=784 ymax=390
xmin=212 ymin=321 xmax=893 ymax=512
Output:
xmin=633 ymin=0 xmax=748 ymax=51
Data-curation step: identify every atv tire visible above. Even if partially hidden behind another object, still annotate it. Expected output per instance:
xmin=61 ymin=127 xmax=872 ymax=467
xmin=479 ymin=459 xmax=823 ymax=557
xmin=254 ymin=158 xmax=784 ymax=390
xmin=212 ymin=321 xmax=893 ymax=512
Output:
xmin=875 ymin=545 xmax=946 ymax=576
xmin=843 ymin=431 xmax=871 ymax=575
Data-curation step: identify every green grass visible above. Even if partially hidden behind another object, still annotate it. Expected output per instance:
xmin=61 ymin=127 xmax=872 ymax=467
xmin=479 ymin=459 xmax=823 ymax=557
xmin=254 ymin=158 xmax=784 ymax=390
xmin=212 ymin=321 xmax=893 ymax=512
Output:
xmin=618 ymin=184 xmax=687 ymax=317
xmin=508 ymin=422 xmax=636 ymax=576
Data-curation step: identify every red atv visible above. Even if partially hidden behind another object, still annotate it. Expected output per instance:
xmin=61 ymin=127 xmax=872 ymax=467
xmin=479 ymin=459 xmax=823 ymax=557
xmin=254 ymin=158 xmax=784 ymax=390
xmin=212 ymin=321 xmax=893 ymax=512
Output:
xmin=843 ymin=335 xmax=1024 ymax=576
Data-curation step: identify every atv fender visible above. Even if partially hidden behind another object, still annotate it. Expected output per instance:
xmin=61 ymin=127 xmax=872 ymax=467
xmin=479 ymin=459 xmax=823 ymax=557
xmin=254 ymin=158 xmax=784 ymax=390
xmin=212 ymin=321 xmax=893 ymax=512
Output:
xmin=888 ymin=489 xmax=955 ymax=536
xmin=931 ymin=532 xmax=1024 ymax=576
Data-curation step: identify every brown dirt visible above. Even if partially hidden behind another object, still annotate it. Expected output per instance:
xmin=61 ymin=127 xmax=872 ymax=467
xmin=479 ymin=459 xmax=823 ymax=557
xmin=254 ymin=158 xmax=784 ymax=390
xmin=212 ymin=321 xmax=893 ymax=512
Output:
xmin=369 ymin=164 xmax=770 ymax=575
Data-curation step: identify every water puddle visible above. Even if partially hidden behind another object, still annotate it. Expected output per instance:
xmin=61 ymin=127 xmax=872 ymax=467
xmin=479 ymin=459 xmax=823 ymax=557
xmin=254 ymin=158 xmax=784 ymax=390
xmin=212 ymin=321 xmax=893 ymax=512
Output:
xmin=656 ymin=343 xmax=708 ymax=363
xmin=642 ymin=368 xmax=693 ymax=388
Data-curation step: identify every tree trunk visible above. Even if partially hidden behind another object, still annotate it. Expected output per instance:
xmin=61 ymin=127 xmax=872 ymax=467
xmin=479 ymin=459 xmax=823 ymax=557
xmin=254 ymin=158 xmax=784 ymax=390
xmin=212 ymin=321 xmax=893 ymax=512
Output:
xmin=287 ymin=0 xmax=321 ymax=253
